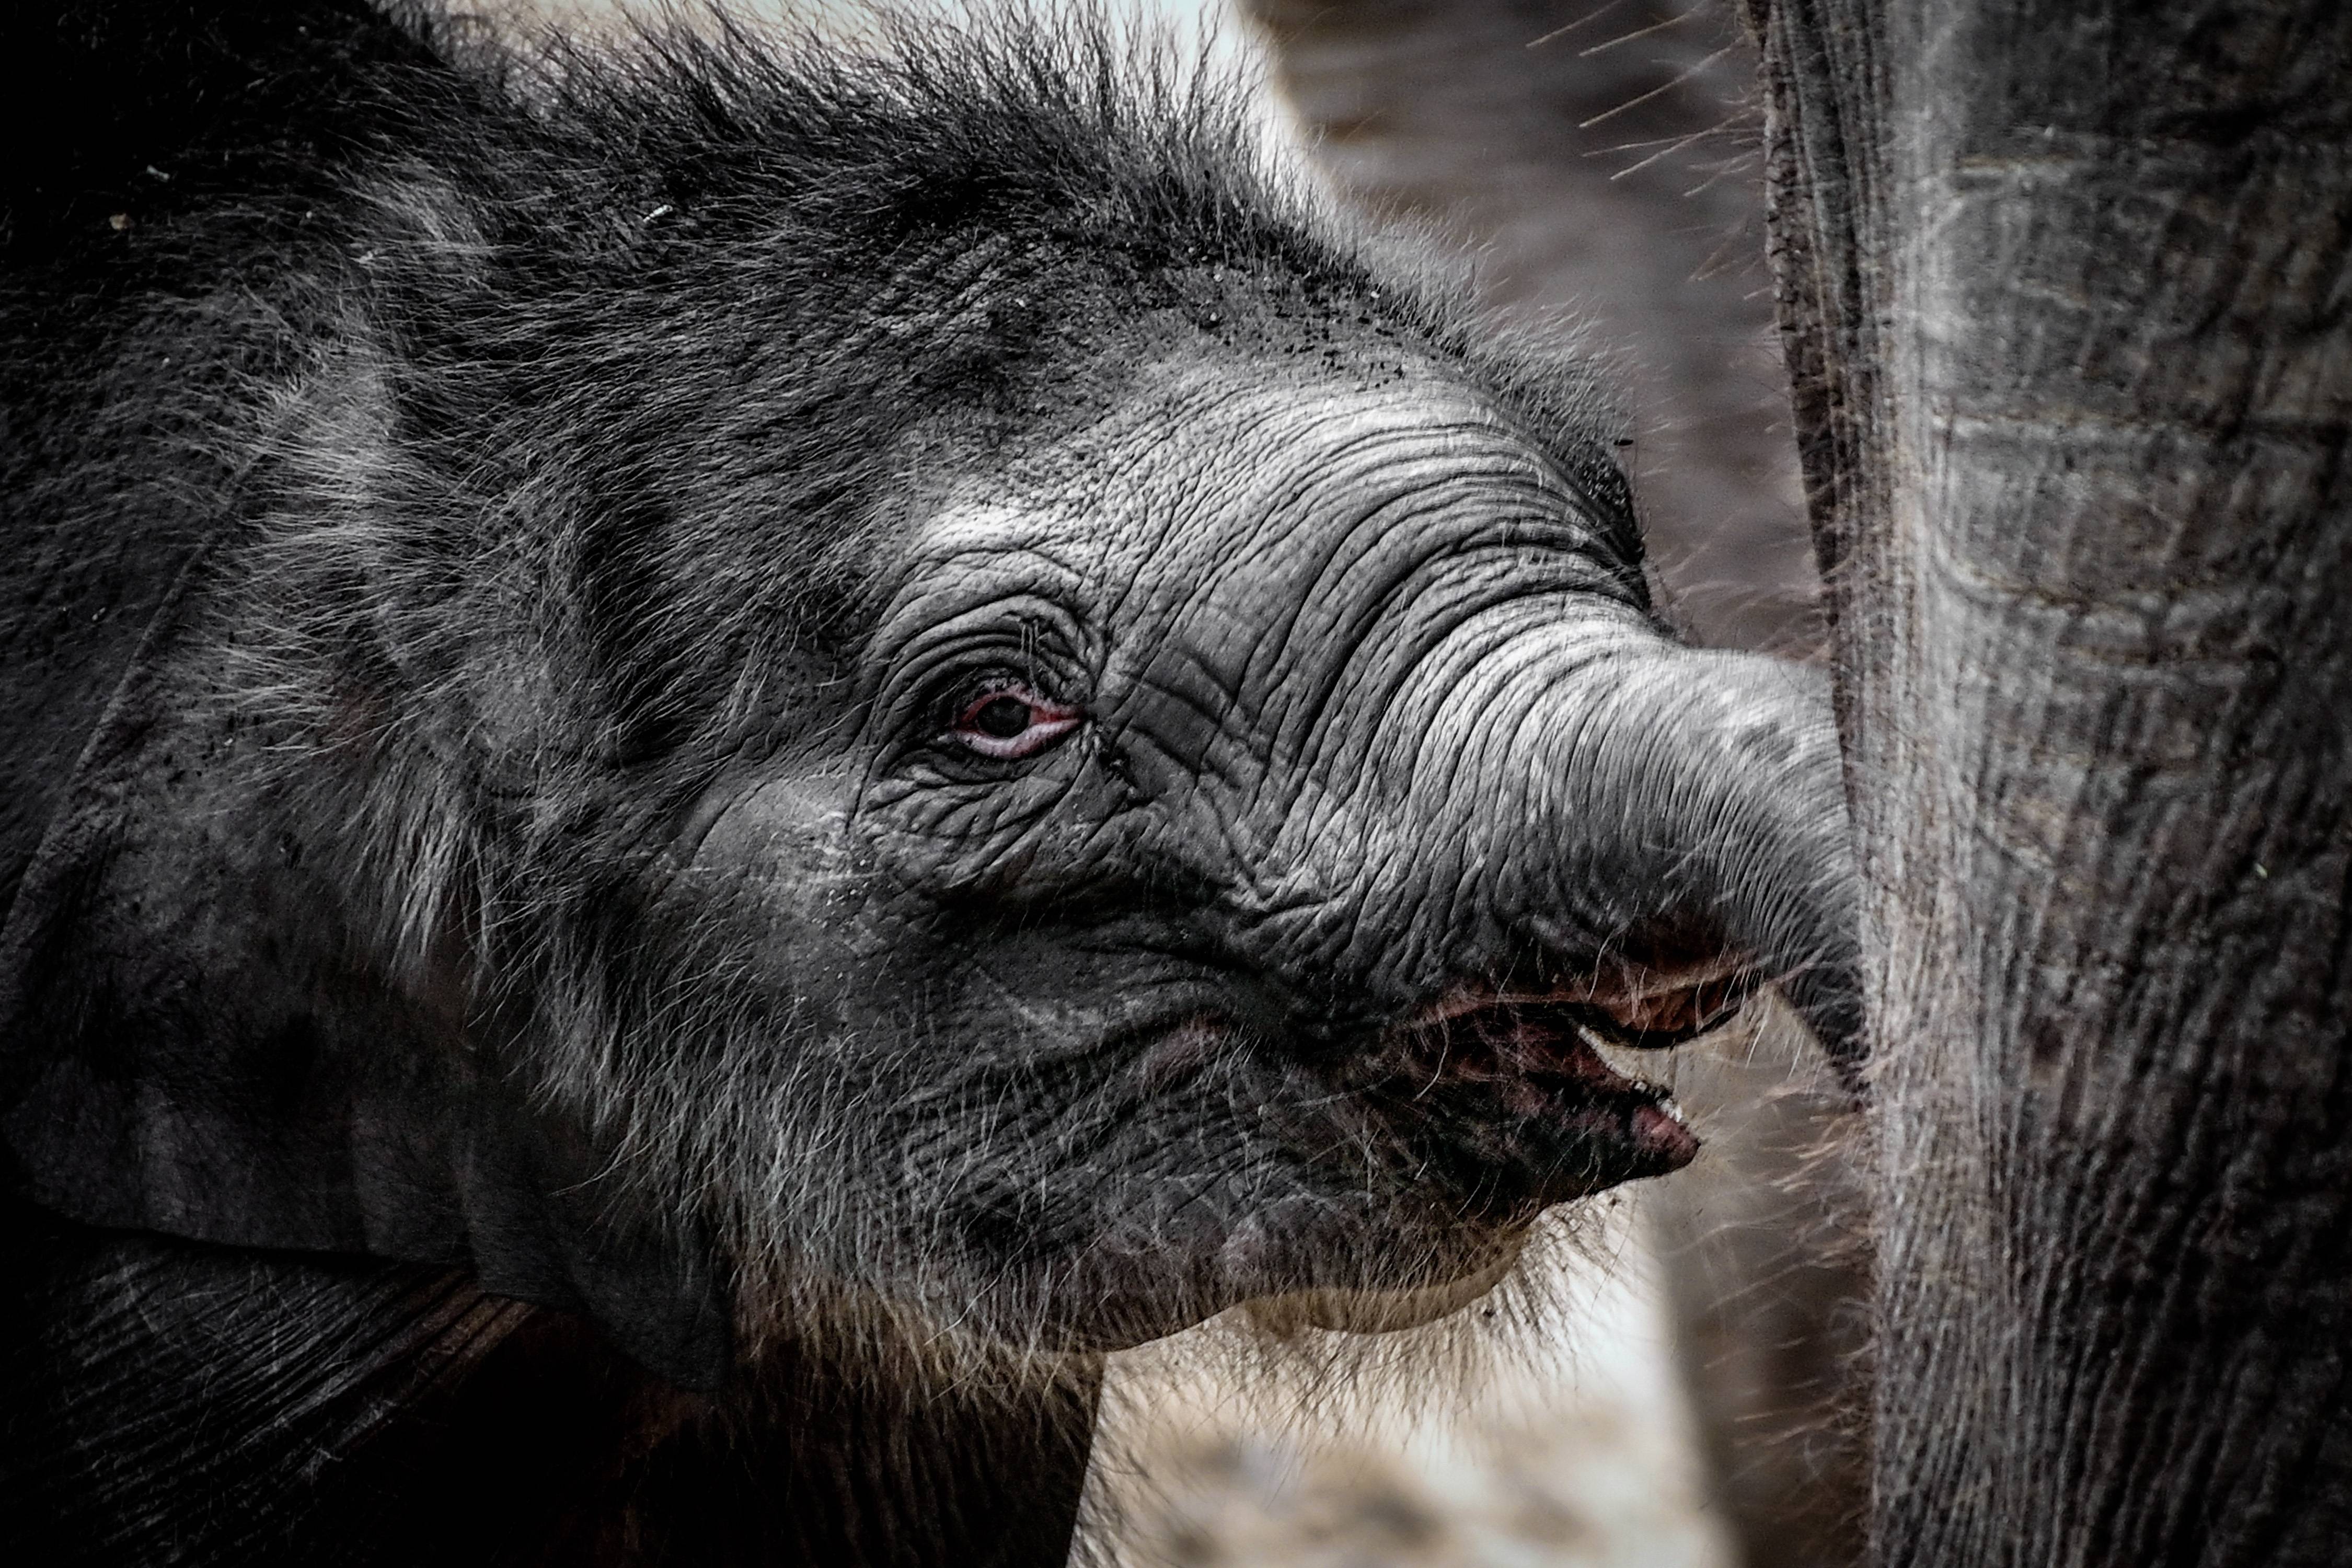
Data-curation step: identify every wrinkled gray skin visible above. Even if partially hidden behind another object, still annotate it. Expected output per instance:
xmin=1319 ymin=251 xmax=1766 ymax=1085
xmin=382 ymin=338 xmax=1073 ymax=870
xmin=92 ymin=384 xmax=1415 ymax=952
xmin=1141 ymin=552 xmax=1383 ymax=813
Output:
xmin=682 ymin=356 xmax=1855 ymax=1351
xmin=1751 ymin=0 xmax=2352 ymax=1560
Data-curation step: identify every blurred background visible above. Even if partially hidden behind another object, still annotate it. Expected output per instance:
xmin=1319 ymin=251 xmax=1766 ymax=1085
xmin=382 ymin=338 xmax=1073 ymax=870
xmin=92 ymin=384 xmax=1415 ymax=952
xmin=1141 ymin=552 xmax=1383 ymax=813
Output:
xmin=493 ymin=3 xmax=1870 ymax=1562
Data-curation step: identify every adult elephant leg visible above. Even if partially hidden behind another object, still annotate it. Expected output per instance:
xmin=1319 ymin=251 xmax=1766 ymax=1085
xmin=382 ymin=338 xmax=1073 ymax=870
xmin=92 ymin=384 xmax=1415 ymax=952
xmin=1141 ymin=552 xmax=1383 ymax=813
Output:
xmin=1749 ymin=0 xmax=2352 ymax=1561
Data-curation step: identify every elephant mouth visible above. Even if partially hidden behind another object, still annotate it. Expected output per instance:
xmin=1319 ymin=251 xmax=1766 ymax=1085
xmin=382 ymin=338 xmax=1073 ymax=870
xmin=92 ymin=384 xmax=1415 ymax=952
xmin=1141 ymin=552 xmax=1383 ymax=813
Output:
xmin=1352 ymin=962 xmax=1756 ymax=1203
xmin=966 ymin=962 xmax=1756 ymax=1345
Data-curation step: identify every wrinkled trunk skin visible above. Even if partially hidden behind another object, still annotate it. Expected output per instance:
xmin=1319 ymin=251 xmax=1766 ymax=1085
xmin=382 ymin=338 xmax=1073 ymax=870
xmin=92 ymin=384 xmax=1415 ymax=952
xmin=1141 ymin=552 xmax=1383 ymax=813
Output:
xmin=1248 ymin=11 xmax=1873 ymax=1560
xmin=1749 ymin=0 xmax=2352 ymax=1561
xmin=1514 ymin=650 xmax=1861 ymax=1065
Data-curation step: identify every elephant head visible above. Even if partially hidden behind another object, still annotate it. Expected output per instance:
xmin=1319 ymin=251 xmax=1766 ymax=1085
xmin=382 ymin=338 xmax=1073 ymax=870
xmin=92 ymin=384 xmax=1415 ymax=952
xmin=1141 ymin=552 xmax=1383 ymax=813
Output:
xmin=662 ymin=345 xmax=1860 ymax=1354
xmin=0 ymin=20 xmax=1858 ymax=1389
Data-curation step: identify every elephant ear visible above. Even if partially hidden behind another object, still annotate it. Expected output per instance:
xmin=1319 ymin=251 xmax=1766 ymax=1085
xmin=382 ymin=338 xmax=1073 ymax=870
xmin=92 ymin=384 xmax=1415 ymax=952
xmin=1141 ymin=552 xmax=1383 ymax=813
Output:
xmin=0 ymin=610 xmax=732 ymax=1391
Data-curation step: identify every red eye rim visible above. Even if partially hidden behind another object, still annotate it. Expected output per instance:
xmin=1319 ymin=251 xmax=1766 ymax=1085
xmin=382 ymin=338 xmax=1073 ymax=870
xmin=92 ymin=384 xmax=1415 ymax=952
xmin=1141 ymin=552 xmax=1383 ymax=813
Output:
xmin=948 ymin=683 xmax=1085 ymax=759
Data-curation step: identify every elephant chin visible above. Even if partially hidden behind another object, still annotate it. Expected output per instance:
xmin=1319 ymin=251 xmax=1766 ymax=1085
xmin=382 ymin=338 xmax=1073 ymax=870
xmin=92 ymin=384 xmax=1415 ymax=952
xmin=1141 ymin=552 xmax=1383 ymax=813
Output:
xmin=1239 ymin=1231 xmax=1529 ymax=1339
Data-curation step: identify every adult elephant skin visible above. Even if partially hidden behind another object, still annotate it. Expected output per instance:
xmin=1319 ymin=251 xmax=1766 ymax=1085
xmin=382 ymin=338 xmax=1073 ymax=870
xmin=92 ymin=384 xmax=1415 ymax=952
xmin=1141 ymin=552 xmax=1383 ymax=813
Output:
xmin=1746 ymin=0 xmax=2352 ymax=1562
xmin=0 ymin=3 xmax=1860 ymax=1563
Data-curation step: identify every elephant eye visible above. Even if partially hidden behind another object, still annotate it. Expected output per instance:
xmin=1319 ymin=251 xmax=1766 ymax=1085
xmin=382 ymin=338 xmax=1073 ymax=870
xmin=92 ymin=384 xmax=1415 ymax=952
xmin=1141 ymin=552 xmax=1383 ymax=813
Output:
xmin=947 ymin=682 xmax=1083 ymax=759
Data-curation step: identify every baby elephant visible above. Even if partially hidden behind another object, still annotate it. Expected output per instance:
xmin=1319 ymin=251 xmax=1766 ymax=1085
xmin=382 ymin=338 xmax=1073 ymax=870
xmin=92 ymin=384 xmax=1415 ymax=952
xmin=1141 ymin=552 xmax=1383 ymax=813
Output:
xmin=0 ymin=2 xmax=1858 ymax=1563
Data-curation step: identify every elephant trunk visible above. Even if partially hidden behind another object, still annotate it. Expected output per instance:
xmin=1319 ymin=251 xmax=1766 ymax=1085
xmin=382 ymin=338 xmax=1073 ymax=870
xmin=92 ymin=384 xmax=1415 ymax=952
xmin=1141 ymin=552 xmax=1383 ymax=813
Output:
xmin=1495 ymin=648 xmax=1862 ymax=1077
